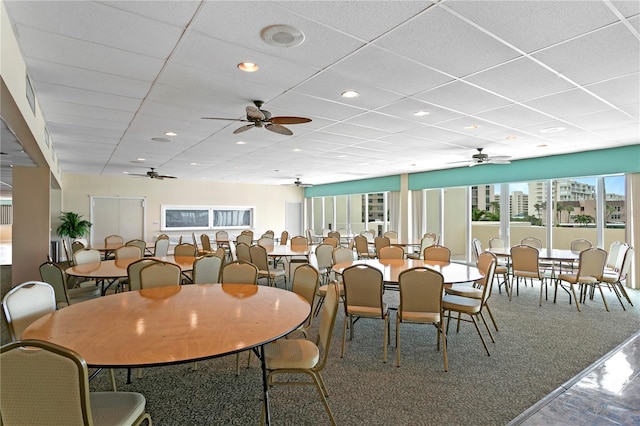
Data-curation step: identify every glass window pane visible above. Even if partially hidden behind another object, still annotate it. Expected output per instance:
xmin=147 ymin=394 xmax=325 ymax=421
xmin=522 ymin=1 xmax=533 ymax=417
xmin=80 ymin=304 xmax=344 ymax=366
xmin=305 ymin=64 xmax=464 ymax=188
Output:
xmin=551 ymin=177 xmax=596 ymax=248
xmin=604 ymin=175 xmax=626 ymax=249
xmin=471 ymin=184 xmax=500 ymax=251
xmin=443 ymin=187 xmax=467 ymax=261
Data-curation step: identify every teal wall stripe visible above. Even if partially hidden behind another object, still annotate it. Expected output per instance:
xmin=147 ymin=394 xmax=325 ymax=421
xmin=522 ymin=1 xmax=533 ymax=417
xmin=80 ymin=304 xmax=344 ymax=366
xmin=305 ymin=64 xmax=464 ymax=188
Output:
xmin=305 ymin=145 xmax=639 ymax=196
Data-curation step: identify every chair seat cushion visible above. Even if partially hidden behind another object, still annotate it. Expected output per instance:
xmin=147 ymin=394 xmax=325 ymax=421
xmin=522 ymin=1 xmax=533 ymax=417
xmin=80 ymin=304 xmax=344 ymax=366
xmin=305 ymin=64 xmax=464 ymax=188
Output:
xmin=90 ymin=392 xmax=147 ymax=426
xmin=495 ymin=265 xmax=508 ymax=274
xmin=399 ymin=310 xmax=440 ymax=323
xmin=442 ymin=294 xmax=482 ymax=314
xmin=317 ymin=283 xmax=344 ymax=296
xmin=601 ymin=272 xmax=620 ymax=282
xmin=264 ymin=339 xmax=319 ymax=370
xmin=557 ymin=274 xmax=598 ymax=284
xmin=347 ymin=303 xmax=388 ymax=318
xmin=68 ymin=286 xmax=100 ymax=298
xmin=445 ymin=285 xmax=482 ymax=299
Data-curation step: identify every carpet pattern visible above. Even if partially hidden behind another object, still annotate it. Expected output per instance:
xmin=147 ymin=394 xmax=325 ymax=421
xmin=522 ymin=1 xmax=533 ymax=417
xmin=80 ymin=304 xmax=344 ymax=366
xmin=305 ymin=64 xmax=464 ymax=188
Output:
xmin=89 ymin=280 xmax=640 ymax=425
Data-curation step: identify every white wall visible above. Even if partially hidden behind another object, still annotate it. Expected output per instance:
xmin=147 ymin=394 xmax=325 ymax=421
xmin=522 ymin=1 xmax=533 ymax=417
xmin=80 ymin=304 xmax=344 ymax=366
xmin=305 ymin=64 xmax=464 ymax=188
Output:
xmin=61 ymin=173 xmax=305 ymax=240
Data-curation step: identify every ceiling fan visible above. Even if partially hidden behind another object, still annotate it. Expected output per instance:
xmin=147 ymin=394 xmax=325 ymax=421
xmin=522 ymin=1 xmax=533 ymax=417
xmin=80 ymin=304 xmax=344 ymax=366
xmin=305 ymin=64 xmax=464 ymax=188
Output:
xmin=288 ymin=178 xmax=313 ymax=188
xmin=202 ymin=100 xmax=312 ymax=135
xmin=448 ymin=148 xmax=511 ymax=167
xmin=129 ymin=168 xmax=177 ymax=180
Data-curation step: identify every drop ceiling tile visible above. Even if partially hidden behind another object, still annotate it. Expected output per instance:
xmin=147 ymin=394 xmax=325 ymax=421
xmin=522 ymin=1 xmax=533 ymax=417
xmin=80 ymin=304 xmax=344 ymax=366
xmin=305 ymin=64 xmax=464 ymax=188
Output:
xmin=611 ymin=0 xmax=640 ymax=17
xmin=105 ymin=1 xmax=202 ymax=26
xmin=376 ymin=6 xmax=520 ymax=78
xmin=319 ymin=123 xmax=384 ymax=140
xmin=585 ymin=73 xmax=640 ymax=108
xmin=375 ymin=98 xmax=465 ymax=125
xmin=416 ymin=81 xmax=512 ymax=115
xmin=42 ymin=101 xmax=135 ymax=123
xmin=475 ymin=104 xmax=555 ymax=129
xmin=266 ymin=93 xmax=364 ymax=122
xmin=403 ymin=126 xmax=471 ymax=145
xmin=35 ymin=82 xmax=141 ymax=113
xmin=524 ymin=88 xmax=616 ymax=120
xmin=343 ymin=112 xmax=417 ymax=134
xmin=564 ymin=109 xmax=639 ymax=133
xmin=44 ymin=113 xmax=128 ymax=132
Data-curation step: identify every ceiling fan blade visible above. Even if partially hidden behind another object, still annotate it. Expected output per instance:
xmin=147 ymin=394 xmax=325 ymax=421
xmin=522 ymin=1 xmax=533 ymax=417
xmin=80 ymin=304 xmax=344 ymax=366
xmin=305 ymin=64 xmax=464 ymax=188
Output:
xmin=446 ymin=160 xmax=473 ymax=164
xmin=265 ymin=123 xmax=293 ymax=135
xmin=270 ymin=116 xmax=312 ymax=125
xmin=157 ymin=175 xmax=177 ymax=179
xmin=233 ymin=124 xmax=255 ymax=134
xmin=246 ymin=106 xmax=265 ymax=121
xmin=490 ymin=155 xmax=511 ymax=161
xmin=489 ymin=159 xmax=511 ymax=164
xmin=129 ymin=173 xmax=149 ymax=177
xmin=201 ymin=117 xmax=250 ymax=122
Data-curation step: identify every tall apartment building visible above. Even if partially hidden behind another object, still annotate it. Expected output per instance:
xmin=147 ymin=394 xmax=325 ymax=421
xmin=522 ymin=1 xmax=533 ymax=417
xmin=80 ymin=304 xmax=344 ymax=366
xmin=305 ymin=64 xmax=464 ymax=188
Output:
xmin=527 ymin=179 xmax=596 ymax=217
xmin=471 ymin=185 xmax=495 ymax=211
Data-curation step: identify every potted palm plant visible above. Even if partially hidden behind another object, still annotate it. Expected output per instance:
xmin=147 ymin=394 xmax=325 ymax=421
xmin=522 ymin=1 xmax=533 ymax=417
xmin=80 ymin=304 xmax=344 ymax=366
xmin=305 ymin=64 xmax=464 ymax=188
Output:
xmin=56 ymin=212 xmax=92 ymax=260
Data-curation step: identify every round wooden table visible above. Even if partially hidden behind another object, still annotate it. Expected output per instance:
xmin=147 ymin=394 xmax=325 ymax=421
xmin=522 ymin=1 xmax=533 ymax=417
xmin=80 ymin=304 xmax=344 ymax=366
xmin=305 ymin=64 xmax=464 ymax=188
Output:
xmin=23 ymin=284 xmax=310 ymax=425
xmin=332 ymin=258 xmax=483 ymax=285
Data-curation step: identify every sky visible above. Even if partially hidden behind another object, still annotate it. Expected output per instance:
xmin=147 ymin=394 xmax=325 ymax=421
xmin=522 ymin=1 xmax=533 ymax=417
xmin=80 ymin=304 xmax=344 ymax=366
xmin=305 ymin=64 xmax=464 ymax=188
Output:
xmin=496 ymin=175 xmax=625 ymax=197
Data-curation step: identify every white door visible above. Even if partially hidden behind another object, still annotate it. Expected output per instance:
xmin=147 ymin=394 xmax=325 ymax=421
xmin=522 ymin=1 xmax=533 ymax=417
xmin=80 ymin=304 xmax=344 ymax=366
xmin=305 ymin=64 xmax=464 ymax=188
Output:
xmin=285 ymin=202 xmax=302 ymax=237
xmin=91 ymin=197 xmax=145 ymax=245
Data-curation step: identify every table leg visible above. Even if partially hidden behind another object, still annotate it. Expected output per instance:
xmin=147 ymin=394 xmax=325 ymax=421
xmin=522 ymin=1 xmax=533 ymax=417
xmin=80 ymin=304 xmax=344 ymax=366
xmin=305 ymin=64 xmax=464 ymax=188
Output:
xmin=259 ymin=345 xmax=271 ymax=425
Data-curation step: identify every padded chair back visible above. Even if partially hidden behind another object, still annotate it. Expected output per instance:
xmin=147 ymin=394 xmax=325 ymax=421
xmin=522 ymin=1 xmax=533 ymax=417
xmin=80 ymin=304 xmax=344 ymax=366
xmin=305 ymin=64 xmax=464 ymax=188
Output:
xmin=398 ymin=267 xmax=444 ymax=321
xmin=323 ymin=237 xmax=339 ymax=248
xmin=570 ymin=238 xmax=592 ymax=252
xmin=361 ymin=231 xmax=375 ymax=243
xmin=2 ymin=281 xmax=56 ymax=340
xmin=315 ymin=244 xmax=334 ymax=270
xmin=488 ymin=237 xmax=505 ymax=249
xmin=240 ymin=229 xmax=254 ymax=239
xmin=374 ymin=237 xmax=390 ymax=256
xmin=353 ymin=235 xmax=370 ymax=258
xmin=327 ymin=231 xmax=341 ymax=242
xmin=263 ymin=230 xmax=275 ymax=239
xmin=511 ymin=245 xmax=540 ymax=275
xmin=236 ymin=234 xmax=253 ymax=246
xmin=104 ymin=234 xmax=123 ymax=245
xmin=305 ymin=229 xmax=314 ymax=244
xmin=125 ymin=239 xmax=147 ymax=254
xmin=257 ymin=237 xmax=275 ymax=249
xmin=127 ymin=258 xmax=157 ymax=291
xmin=606 ymin=241 xmax=626 ymax=270
xmin=139 ymin=261 xmax=182 ymax=289
xmin=316 ymin=282 xmax=340 ymax=369
xmin=333 ymin=247 xmax=354 ymax=264
xmin=416 ymin=234 xmax=437 ymax=259
xmin=471 ymin=238 xmax=483 ymax=262
xmin=154 ymin=237 xmax=170 ymax=256
xmin=71 ymin=240 xmax=85 ymax=254
xmin=383 ymin=231 xmax=398 ymax=239
xmin=216 ymin=230 xmax=229 ymax=242
xmin=342 ymin=264 xmax=384 ymax=314
xmin=192 ymin=255 xmax=223 ymax=284
xmin=235 ymin=242 xmax=252 ymax=262
xmin=1 ymin=340 xmax=93 ymax=425
xmin=618 ymin=247 xmax=634 ymax=279
xmin=73 ymin=249 xmax=101 ymax=265
xmin=291 ymin=236 xmax=308 ymax=247
xmin=521 ymin=237 xmax=543 ymax=249
xmin=577 ymin=248 xmax=607 ymax=279
xmin=200 ymin=234 xmax=212 ymax=251
xmin=280 ymin=230 xmax=289 ymax=245
xmin=221 ymin=261 xmax=259 ymax=284
xmin=423 ymin=245 xmax=451 ymax=262
xmin=379 ymin=246 xmax=404 ymax=259
xmin=39 ymin=261 xmax=70 ymax=307
xmin=157 ymin=234 xmax=169 ymax=240
xmin=115 ymin=245 xmax=143 ymax=259
xmin=476 ymin=252 xmax=498 ymax=297
xmin=174 ymin=243 xmax=197 ymax=257
xmin=213 ymin=247 xmax=227 ymax=263
xmin=249 ymin=244 xmax=270 ymax=271
xmin=321 ymin=228 xmax=331 ymax=237
xmin=292 ymin=264 xmax=319 ymax=325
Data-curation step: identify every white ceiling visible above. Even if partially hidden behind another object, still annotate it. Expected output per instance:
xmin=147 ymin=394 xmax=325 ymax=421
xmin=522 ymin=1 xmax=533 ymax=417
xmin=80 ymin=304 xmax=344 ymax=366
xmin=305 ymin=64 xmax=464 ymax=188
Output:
xmin=2 ymin=0 xmax=639 ymax=188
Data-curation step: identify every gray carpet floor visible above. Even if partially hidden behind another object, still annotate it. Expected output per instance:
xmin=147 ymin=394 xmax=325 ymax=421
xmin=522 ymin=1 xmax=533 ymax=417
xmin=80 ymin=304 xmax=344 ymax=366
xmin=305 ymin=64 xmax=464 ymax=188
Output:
xmin=88 ymin=279 xmax=640 ymax=425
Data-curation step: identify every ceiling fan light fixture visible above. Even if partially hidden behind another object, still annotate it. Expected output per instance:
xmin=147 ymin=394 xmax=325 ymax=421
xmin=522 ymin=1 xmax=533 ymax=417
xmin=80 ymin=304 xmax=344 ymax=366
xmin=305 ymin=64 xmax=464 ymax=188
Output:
xmin=237 ymin=62 xmax=259 ymax=72
xmin=464 ymin=124 xmax=479 ymax=130
xmin=413 ymin=111 xmax=429 ymax=116
xmin=341 ymin=90 xmax=359 ymax=98
xmin=261 ymin=25 xmax=305 ymax=48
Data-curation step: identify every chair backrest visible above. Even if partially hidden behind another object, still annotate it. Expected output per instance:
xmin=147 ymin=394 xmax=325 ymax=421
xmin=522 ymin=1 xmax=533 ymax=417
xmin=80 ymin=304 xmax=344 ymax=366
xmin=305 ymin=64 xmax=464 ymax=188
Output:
xmin=423 ymin=245 xmax=451 ymax=262
xmin=327 ymin=231 xmax=341 ymax=241
xmin=379 ymin=245 xmax=404 ymax=259
xmin=322 ymin=237 xmax=339 ymax=248
xmin=249 ymin=244 xmax=270 ymax=271
xmin=127 ymin=258 xmax=157 ymax=291
xmin=115 ymin=245 xmax=143 ymax=259
xmin=398 ymin=267 xmax=444 ymax=320
xmin=39 ymin=261 xmax=70 ymax=307
xmin=333 ymin=247 xmax=354 ymax=264
xmin=292 ymin=264 xmax=319 ymax=324
xmin=2 ymin=282 xmax=56 ymax=340
xmin=191 ymin=232 xmax=199 ymax=250
xmin=570 ymin=238 xmax=592 ymax=252
xmin=71 ymin=240 xmax=85 ymax=254
xmin=263 ymin=230 xmax=275 ymax=238
xmin=416 ymin=234 xmax=437 ymax=259
xmin=216 ymin=230 xmax=229 ymax=243
xmin=279 ymin=230 xmax=289 ymax=245
xmin=192 ymin=255 xmax=223 ymax=284
xmin=235 ymin=242 xmax=252 ymax=262
xmin=577 ymin=248 xmax=607 ymax=279
xmin=613 ymin=244 xmax=629 ymax=271
xmin=353 ymin=235 xmax=369 ymax=256
xmin=510 ymin=244 xmax=540 ymax=275
xmin=606 ymin=241 xmax=625 ymax=269
xmin=157 ymin=234 xmax=170 ymax=240
xmin=617 ymin=247 xmax=634 ymax=280
xmin=383 ymin=231 xmax=398 ymax=239
xmin=305 ymin=229 xmax=314 ymax=244
xmin=471 ymin=238 xmax=483 ymax=261
xmin=361 ymin=231 xmax=375 ymax=243
xmin=521 ymin=237 xmax=543 ymax=249
xmin=73 ymin=249 xmax=101 ymax=265
xmin=153 ymin=237 xmax=170 ymax=256
xmin=488 ymin=237 xmax=505 ymax=249
xmin=200 ymin=234 xmax=212 ymax=251
xmin=174 ymin=243 xmax=197 ymax=257
xmin=213 ymin=247 xmax=227 ymax=263
xmin=342 ymin=264 xmax=384 ymax=314
xmin=476 ymin=252 xmax=498 ymax=296
xmin=291 ymin=236 xmax=308 ymax=247
xmin=257 ymin=237 xmax=275 ymax=249
xmin=236 ymin=234 xmax=253 ymax=246
xmin=104 ymin=234 xmax=123 ymax=245
xmin=139 ymin=261 xmax=182 ymax=289
xmin=125 ymin=239 xmax=147 ymax=254
xmin=423 ymin=232 xmax=438 ymax=244
xmin=221 ymin=261 xmax=259 ymax=284
xmin=241 ymin=229 xmax=254 ymax=239
xmin=315 ymin=243 xmax=334 ymax=270
xmin=1 ymin=340 xmax=93 ymax=425
xmin=321 ymin=228 xmax=331 ymax=237
xmin=374 ymin=236 xmax=391 ymax=256
xmin=315 ymin=282 xmax=340 ymax=370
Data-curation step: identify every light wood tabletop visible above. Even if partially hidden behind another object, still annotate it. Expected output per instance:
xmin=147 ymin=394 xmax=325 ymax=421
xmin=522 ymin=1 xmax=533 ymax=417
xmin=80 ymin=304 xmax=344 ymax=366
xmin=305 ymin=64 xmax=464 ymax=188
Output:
xmin=23 ymin=283 xmax=310 ymax=425
xmin=265 ymin=245 xmax=311 ymax=257
xmin=487 ymin=247 xmax=580 ymax=261
xmin=332 ymin=258 xmax=483 ymax=285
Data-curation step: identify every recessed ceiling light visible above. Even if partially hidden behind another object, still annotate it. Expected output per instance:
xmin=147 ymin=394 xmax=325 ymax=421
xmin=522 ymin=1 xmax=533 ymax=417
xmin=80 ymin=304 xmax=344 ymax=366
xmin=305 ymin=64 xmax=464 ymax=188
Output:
xmin=164 ymin=131 xmax=177 ymax=136
xmin=293 ymin=148 xmax=301 ymax=152
xmin=413 ymin=111 xmax=430 ymax=116
xmin=236 ymin=141 xmax=246 ymax=145
xmin=464 ymin=124 xmax=479 ymax=130
xmin=540 ymin=126 xmax=566 ymax=134
xmin=341 ymin=90 xmax=359 ymax=98
xmin=261 ymin=25 xmax=305 ymax=48
xmin=151 ymin=137 xmax=171 ymax=142
xmin=237 ymin=62 xmax=259 ymax=72
xmin=190 ymin=162 xmax=198 ymax=166
xmin=136 ymin=158 xmax=145 ymax=162
xmin=123 ymin=171 xmax=129 ymax=174
xmin=358 ymin=162 xmax=369 ymax=166
xmin=505 ymin=135 xmax=517 ymax=140
xmin=337 ymin=155 xmax=347 ymax=158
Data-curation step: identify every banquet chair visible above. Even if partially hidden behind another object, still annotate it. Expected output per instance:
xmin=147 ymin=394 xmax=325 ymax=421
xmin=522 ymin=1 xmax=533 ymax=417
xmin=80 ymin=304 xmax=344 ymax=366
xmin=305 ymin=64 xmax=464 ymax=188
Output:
xmin=192 ymin=254 xmax=223 ymax=284
xmin=488 ymin=237 xmax=505 ymax=249
xmin=139 ymin=261 xmax=182 ymax=289
xmin=423 ymin=245 xmax=451 ymax=263
xmin=1 ymin=339 xmax=151 ymax=426
xmin=289 ymin=264 xmax=320 ymax=338
xmin=263 ymin=230 xmax=275 ymax=239
xmin=241 ymin=229 xmax=254 ymax=238
xmin=322 ymin=236 xmax=339 ymax=248
xmin=407 ymin=233 xmax=437 ymax=260
xmin=249 ymin=244 xmax=286 ymax=288
xmin=374 ymin=236 xmax=391 ymax=258
xmin=73 ymin=248 xmax=101 ymax=265
xmin=396 ymin=267 xmax=447 ymax=371
xmin=600 ymin=247 xmax=634 ymax=309
xmin=221 ymin=261 xmax=259 ymax=284
xmin=378 ymin=246 xmax=404 ymax=259
xmin=71 ymin=240 xmax=86 ymax=257
xmin=236 ymin=233 xmax=252 ymax=246
xmin=472 ymin=239 xmax=509 ymax=296
xmin=442 ymin=257 xmax=497 ymax=357
xmin=306 ymin=229 xmax=315 ymax=244
xmin=341 ymin=264 xmax=389 ymax=362
xmin=327 ymin=231 xmax=341 ymax=244
xmin=361 ymin=230 xmax=375 ymax=243
xmin=153 ymin=237 xmax=170 ymax=256
xmin=115 ymin=245 xmax=143 ymax=260
xmin=521 ymin=237 xmax=543 ymax=249
xmin=126 ymin=239 xmax=148 ymax=255
xmin=354 ymin=235 xmax=375 ymax=259
xmin=257 ymin=236 xmax=275 ymax=249
xmin=126 ymin=259 xmax=157 ymax=292
xmin=199 ymin=234 xmax=213 ymax=255
xmin=315 ymin=247 xmax=352 ymax=317
xmin=279 ymin=230 xmax=289 ymax=245
xmin=174 ymin=243 xmax=197 ymax=257
xmin=263 ymin=282 xmax=340 ymax=426
xmin=288 ymin=235 xmax=310 ymax=278
xmin=215 ymin=230 xmax=232 ymax=260
xmin=445 ymin=252 xmax=500 ymax=332
xmin=570 ymin=238 xmax=592 ymax=252
xmin=315 ymin=243 xmax=335 ymax=285
xmin=510 ymin=245 xmax=552 ymax=304
xmin=103 ymin=235 xmax=124 ymax=259
xmin=383 ymin=231 xmax=398 ymax=239
xmin=556 ymin=248 xmax=607 ymax=311
xmin=605 ymin=241 xmax=628 ymax=273
xmin=2 ymin=281 xmax=56 ymax=341
xmin=39 ymin=261 xmax=100 ymax=308
xmin=235 ymin=242 xmax=251 ymax=262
